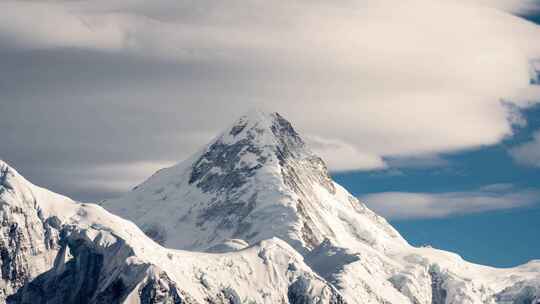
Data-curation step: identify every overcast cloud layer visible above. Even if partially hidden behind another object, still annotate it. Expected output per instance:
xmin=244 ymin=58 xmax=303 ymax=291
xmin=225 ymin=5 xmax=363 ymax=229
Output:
xmin=1 ymin=0 xmax=540 ymax=201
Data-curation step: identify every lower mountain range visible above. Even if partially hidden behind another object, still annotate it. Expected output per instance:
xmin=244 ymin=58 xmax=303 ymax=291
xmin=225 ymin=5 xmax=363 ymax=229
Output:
xmin=0 ymin=111 xmax=538 ymax=304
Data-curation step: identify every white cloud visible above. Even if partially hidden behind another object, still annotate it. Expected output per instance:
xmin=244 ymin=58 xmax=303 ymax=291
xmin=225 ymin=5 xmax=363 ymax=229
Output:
xmin=1 ymin=0 xmax=540 ymax=198
xmin=0 ymin=2 xmax=127 ymax=51
xmin=384 ymin=154 xmax=450 ymax=169
xmin=305 ymin=135 xmax=386 ymax=171
xmin=18 ymin=160 xmax=177 ymax=202
xmin=451 ymin=0 xmax=540 ymax=14
xmin=510 ymin=130 xmax=540 ymax=167
xmin=361 ymin=184 xmax=539 ymax=219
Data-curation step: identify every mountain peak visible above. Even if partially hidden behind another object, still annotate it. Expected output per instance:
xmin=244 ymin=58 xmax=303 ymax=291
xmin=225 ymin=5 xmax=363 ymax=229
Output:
xmin=105 ymin=110 xmax=404 ymax=253
xmin=188 ymin=111 xmax=309 ymax=192
xmin=2 ymin=116 xmax=539 ymax=304
xmin=233 ymin=108 xmax=275 ymax=127
xmin=217 ymin=110 xmax=305 ymax=150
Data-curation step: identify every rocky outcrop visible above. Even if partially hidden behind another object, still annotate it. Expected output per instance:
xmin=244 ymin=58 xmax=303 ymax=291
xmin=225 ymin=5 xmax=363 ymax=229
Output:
xmin=0 ymin=161 xmax=64 ymax=301
xmin=495 ymin=280 xmax=540 ymax=304
xmin=7 ymin=225 xmax=198 ymax=304
xmin=9 ymin=223 xmax=347 ymax=304
xmin=288 ymin=277 xmax=346 ymax=304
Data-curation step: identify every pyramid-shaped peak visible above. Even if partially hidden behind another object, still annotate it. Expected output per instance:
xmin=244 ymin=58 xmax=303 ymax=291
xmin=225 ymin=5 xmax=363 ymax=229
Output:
xmin=236 ymin=108 xmax=275 ymax=124
xmin=232 ymin=109 xmax=294 ymax=129
xmin=218 ymin=110 xmax=305 ymax=152
xmin=104 ymin=109 xmax=404 ymax=253
xmin=226 ymin=109 xmax=276 ymax=137
xmin=189 ymin=110 xmax=313 ymax=191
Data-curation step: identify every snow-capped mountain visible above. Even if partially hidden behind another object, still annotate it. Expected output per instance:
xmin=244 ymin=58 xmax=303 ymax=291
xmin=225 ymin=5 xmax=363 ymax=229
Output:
xmin=0 ymin=161 xmax=71 ymax=302
xmin=104 ymin=110 xmax=404 ymax=254
xmin=103 ymin=110 xmax=540 ymax=304
xmin=1 ymin=110 xmax=539 ymax=303
xmin=0 ymin=160 xmax=345 ymax=303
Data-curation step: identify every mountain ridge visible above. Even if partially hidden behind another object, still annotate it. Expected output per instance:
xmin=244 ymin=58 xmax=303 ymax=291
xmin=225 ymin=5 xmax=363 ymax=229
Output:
xmin=0 ymin=110 xmax=539 ymax=303
xmin=102 ymin=110 xmax=540 ymax=304
xmin=103 ymin=110 xmax=404 ymax=254
xmin=0 ymin=159 xmax=348 ymax=303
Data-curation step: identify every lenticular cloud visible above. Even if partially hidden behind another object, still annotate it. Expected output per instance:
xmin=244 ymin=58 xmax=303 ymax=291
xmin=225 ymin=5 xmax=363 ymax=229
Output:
xmin=1 ymin=0 xmax=539 ymax=178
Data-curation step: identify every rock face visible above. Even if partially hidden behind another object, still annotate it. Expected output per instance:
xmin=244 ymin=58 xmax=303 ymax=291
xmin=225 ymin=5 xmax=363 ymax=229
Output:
xmin=7 ymin=224 xmax=197 ymax=304
xmin=0 ymin=160 xmax=346 ymax=303
xmin=0 ymin=161 xmax=69 ymax=302
xmin=1 ymin=110 xmax=540 ymax=303
xmin=8 ymin=222 xmax=346 ymax=304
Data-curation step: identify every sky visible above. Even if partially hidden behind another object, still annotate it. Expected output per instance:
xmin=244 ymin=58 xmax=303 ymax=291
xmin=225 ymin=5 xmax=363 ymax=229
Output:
xmin=1 ymin=0 xmax=540 ymax=267
xmin=335 ymin=104 xmax=540 ymax=267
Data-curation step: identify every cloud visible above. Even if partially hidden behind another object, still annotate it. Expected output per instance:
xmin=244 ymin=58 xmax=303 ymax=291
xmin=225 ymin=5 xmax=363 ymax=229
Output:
xmin=1 ymin=0 xmax=540 ymax=200
xmin=10 ymin=159 xmax=176 ymax=202
xmin=383 ymin=154 xmax=450 ymax=169
xmin=361 ymin=184 xmax=540 ymax=219
xmin=305 ymin=136 xmax=386 ymax=171
xmin=0 ymin=2 xmax=127 ymax=51
xmin=454 ymin=0 xmax=540 ymax=14
xmin=509 ymin=130 xmax=540 ymax=167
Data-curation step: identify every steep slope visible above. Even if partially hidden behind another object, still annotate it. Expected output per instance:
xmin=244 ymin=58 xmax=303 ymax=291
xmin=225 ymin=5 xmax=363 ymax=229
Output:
xmin=0 ymin=161 xmax=73 ymax=301
xmin=10 ymin=207 xmax=347 ymax=304
xmin=0 ymin=160 xmax=346 ymax=303
xmin=103 ymin=111 xmax=540 ymax=304
xmin=1 ymin=111 xmax=538 ymax=304
xmin=104 ymin=110 xmax=404 ymax=254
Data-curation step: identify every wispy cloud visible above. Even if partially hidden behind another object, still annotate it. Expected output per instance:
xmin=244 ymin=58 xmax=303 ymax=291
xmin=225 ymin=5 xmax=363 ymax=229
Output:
xmin=361 ymin=184 xmax=540 ymax=219
xmin=383 ymin=154 xmax=450 ymax=169
xmin=509 ymin=130 xmax=540 ymax=167
xmin=306 ymin=135 xmax=386 ymax=171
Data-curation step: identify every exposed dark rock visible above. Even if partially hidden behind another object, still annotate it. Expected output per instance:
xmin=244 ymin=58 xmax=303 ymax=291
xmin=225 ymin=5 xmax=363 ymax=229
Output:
xmin=429 ymin=266 xmax=447 ymax=304
xmin=229 ymin=120 xmax=247 ymax=136
xmin=296 ymin=200 xmax=320 ymax=250
xmin=144 ymin=223 xmax=168 ymax=246
xmin=0 ymin=163 xmax=62 ymax=301
xmin=189 ymin=139 xmax=264 ymax=192
xmin=495 ymin=280 xmax=540 ymax=304
xmin=288 ymin=277 xmax=347 ymax=304
xmin=7 ymin=226 xmax=200 ymax=304
xmin=139 ymin=272 xmax=185 ymax=304
xmin=186 ymin=112 xmax=340 ymax=252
